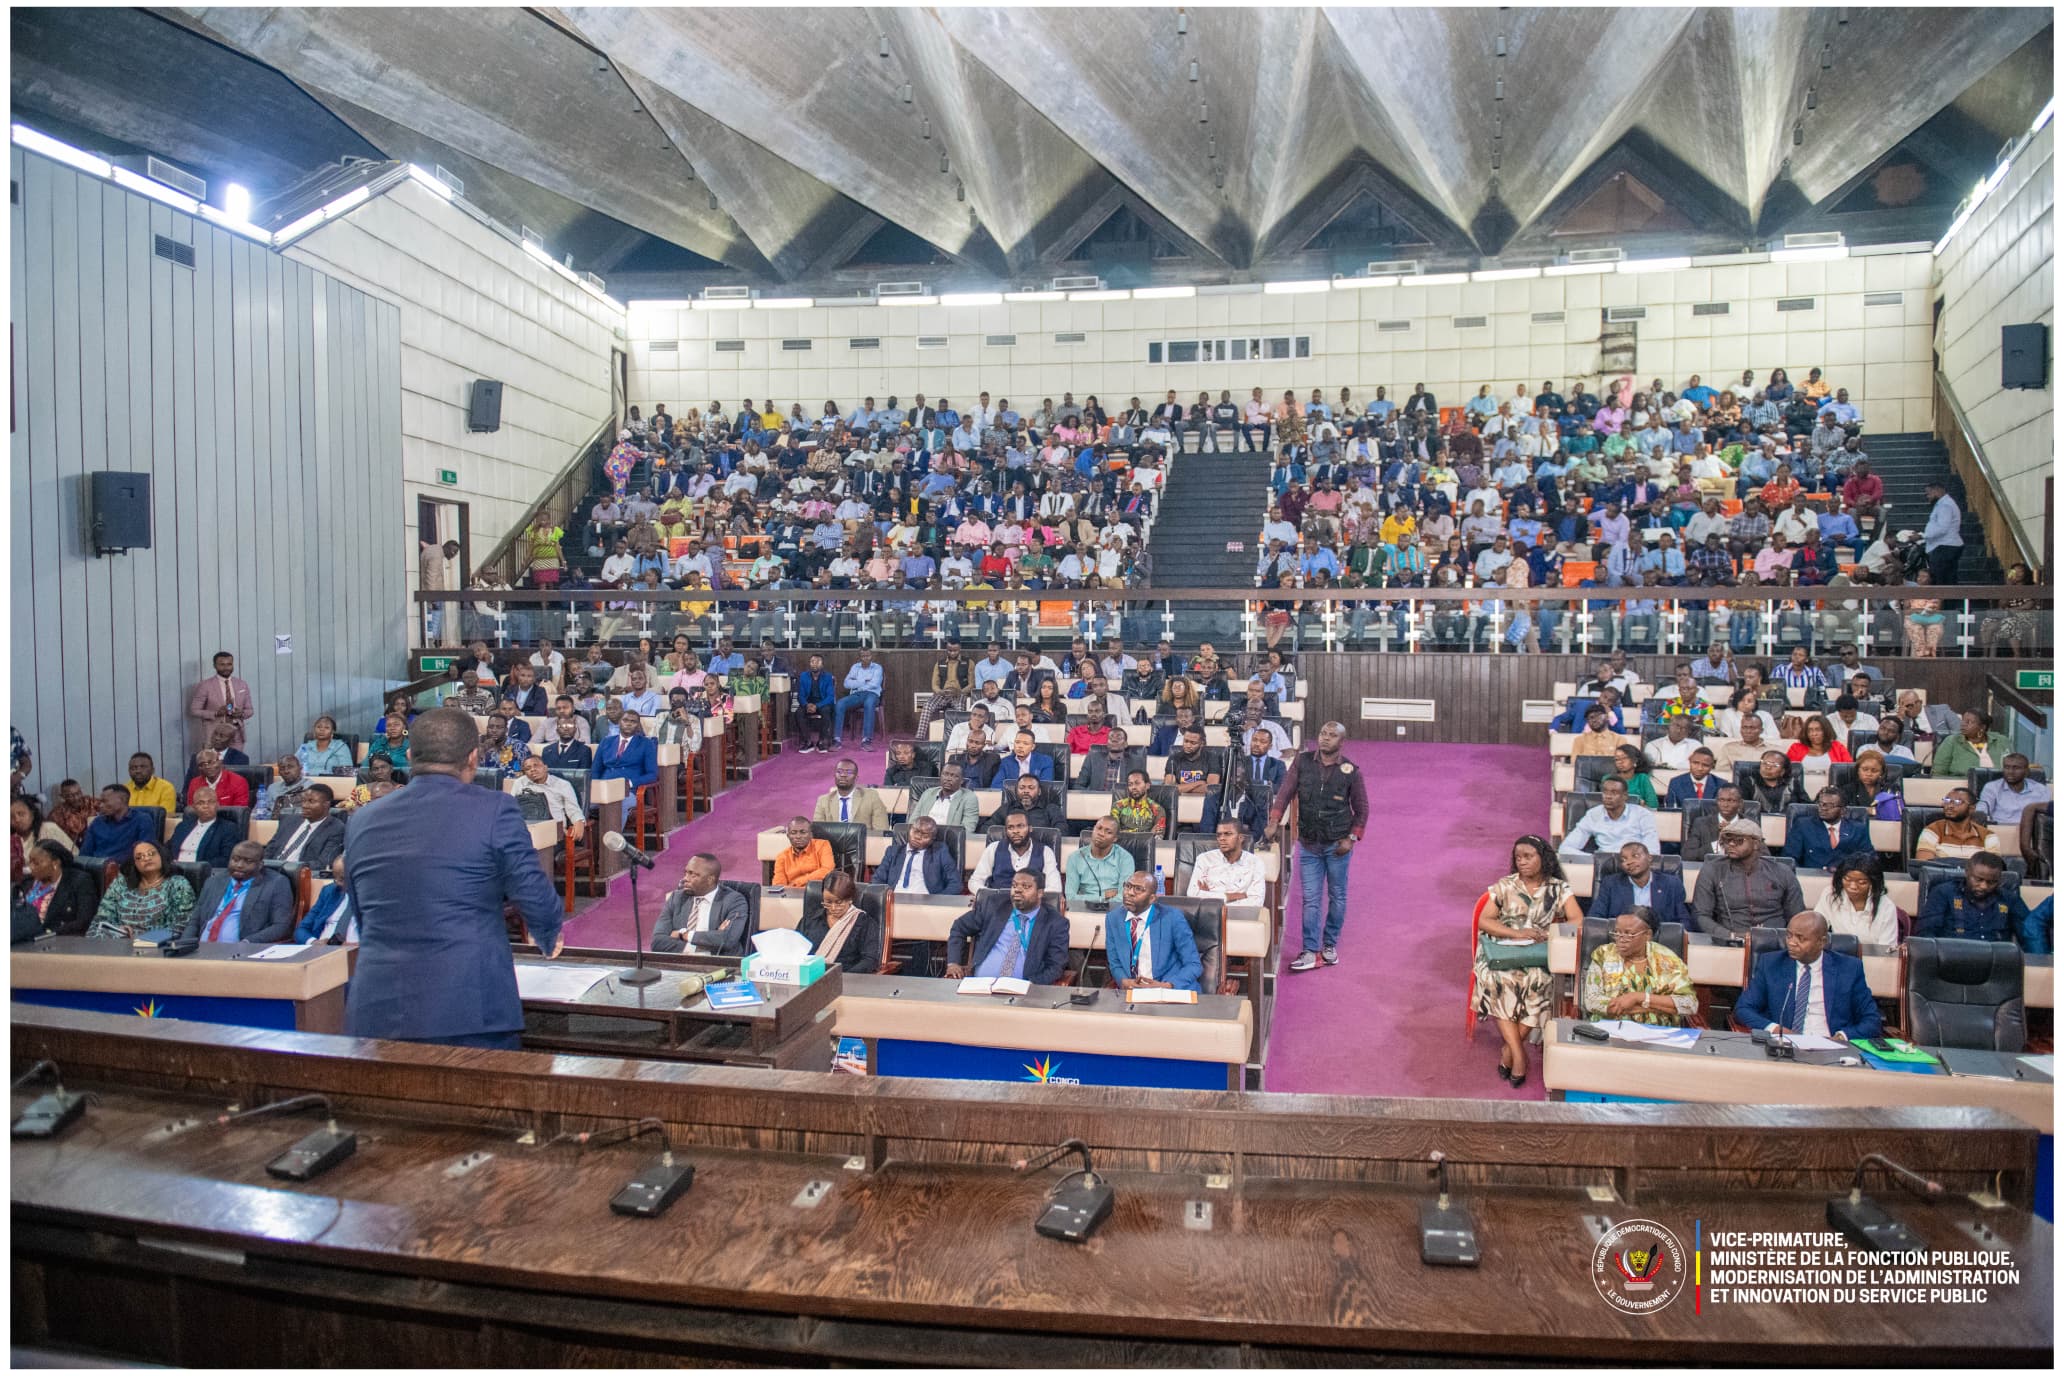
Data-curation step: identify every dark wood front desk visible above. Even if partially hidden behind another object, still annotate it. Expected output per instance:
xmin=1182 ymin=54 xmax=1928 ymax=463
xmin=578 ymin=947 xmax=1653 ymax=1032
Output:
xmin=11 ymin=1007 xmax=2052 ymax=1367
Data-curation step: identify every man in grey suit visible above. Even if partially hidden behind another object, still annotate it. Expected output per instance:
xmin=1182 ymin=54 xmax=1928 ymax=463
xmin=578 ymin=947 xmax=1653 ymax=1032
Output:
xmin=179 ymin=841 xmax=295 ymax=944
xmin=908 ymin=763 xmax=983 ymax=834
xmin=651 ymin=852 xmax=751 ymax=956
xmin=263 ymin=783 xmax=347 ymax=869
xmin=1681 ymin=786 xmax=1760 ymax=860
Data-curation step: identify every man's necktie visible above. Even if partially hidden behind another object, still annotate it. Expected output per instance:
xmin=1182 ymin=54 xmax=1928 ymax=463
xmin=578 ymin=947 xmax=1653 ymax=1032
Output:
xmin=901 ymin=854 xmax=915 ymax=887
xmin=204 ymin=880 xmax=250 ymax=942
xmin=1791 ymin=963 xmax=1812 ymax=1030
xmin=1829 ymin=823 xmax=1841 ymax=852
xmin=840 ymin=797 xmax=850 ymax=823
xmin=1128 ymin=915 xmax=1146 ymax=978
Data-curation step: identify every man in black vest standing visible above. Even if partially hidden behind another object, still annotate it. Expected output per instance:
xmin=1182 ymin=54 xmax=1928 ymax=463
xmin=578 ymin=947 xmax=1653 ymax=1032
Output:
xmin=1266 ymin=721 xmax=1368 ymax=972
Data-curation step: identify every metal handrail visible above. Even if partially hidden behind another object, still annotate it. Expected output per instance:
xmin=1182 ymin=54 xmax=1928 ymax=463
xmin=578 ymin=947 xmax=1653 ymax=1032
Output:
xmin=1934 ymin=367 xmax=2042 ymax=574
xmin=475 ymin=415 xmax=619 ymax=584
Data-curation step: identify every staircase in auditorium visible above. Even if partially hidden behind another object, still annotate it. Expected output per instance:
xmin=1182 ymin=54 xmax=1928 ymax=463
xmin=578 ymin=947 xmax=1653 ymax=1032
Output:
xmin=1867 ymin=432 xmax=2005 ymax=582
xmin=1146 ymin=453 xmax=1276 ymax=589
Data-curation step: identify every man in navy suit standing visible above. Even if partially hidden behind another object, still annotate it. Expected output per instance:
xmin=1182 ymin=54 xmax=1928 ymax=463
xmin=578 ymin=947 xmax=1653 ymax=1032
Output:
xmin=344 ymin=709 xmax=565 ymax=1050
xmin=1735 ymin=911 xmax=1882 ymax=1040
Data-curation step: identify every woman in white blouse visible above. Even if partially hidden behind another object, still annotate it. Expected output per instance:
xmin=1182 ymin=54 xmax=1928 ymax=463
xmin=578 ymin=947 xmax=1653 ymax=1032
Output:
xmin=1815 ymin=855 xmax=1900 ymax=947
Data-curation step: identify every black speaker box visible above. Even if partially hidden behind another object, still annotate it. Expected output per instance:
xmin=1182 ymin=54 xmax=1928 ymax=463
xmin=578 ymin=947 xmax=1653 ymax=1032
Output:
xmin=467 ymin=378 xmax=504 ymax=432
xmin=89 ymin=471 xmax=152 ymax=554
xmin=2001 ymin=324 xmax=2047 ymax=390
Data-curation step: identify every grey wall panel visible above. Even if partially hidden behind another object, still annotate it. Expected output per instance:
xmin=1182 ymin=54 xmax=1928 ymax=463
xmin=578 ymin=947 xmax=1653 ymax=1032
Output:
xmin=10 ymin=150 xmax=407 ymax=794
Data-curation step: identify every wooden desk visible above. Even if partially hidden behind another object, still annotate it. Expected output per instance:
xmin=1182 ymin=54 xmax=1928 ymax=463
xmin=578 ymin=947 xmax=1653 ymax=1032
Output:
xmin=653 ymin=741 xmax=684 ymax=823
xmin=834 ymin=973 xmax=1252 ymax=1089
xmin=588 ymin=777 xmax=629 ymax=879
xmin=10 ymin=1008 xmax=2050 ymax=1366
xmin=10 ymin=936 xmax=349 ymax=1033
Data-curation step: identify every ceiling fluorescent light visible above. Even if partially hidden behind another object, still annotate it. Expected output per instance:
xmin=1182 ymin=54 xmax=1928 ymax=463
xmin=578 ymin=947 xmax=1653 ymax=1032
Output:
xmin=11 ymin=124 xmax=112 ymax=178
xmin=222 ymin=183 xmax=252 ymax=221
xmin=692 ymin=296 xmax=753 ymax=311
xmin=2032 ymin=98 xmax=2055 ymax=134
xmin=1003 ymin=290 xmax=1065 ymax=302
xmin=407 ymin=164 xmax=454 ymax=199
xmin=111 ymin=166 xmax=198 ymax=214
xmin=271 ymin=207 xmax=327 ymax=245
xmin=1545 ymin=262 xmax=1612 ymax=276
xmin=1413 ymin=272 xmax=1469 ymax=286
xmin=1471 ymin=267 xmax=1541 ymax=281
xmin=878 ymin=294 xmax=938 ymax=306
xmin=627 ymin=299 xmax=697 ymax=311
xmin=752 ymin=296 xmax=813 ymax=309
xmin=1262 ymin=279 xmax=1331 ymax=294
xmin=1617 ymin=256 xmax=1691 ymax=274
xmin=940 ymin=291 xmax=1004 ymax=306
xmin=1333 ymin=275 xmax=1398 ymax=289
xmin=1131 ymin=285 xmax=1195 ymax=299
xmin=1770 ymin=245 xmax=1847 ymax=263
xmin=198 ymin=204 xmax=271 ymax=241
xmin=1068 ymin=289 xmax=1132 ymax=301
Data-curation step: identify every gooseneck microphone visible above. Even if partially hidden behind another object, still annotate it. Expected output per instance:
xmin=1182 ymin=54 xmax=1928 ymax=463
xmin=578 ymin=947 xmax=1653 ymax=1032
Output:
xmin=603 ymin=832 xmax=662 ymax=985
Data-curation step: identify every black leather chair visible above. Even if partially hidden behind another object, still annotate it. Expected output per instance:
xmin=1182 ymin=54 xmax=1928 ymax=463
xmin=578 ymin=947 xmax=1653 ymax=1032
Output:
xmin=1113 ymin=830 xmax=1157 ymax=882
xmin=1156 ymin=894 xmax=1227 ymax=993
xmin=171 ymin=860 xmax=213 ymax=896
xmin=717 ymin=878 xmax=763 ymax=948
xmin=1968 ymin=765 xmax=2047 ymax=799
xmin=1574 ymin=916 xmax=1691 ymax=1017
xmin=215 ymin=805 xmax=253 ymax=841
xmin=1591 ymin=852 xmax=1684 ymax=879
xmin=1679 ymin=797 xmax=1763 ymax=848
xmin=810 ymin=821 xmax=866 ymax=877
xmin=1171 ymin=833 xmax=1213 ymax=894
xmin=890 ymin=822 xmax=966 ymax=875
xmin=1575 ymin=756 xmax=1618 ymax=792
xmin=1904 ymin=938 xmax=2026 ymax=1051
xmin=229 ymin=766 xmax=269 ymax=803
xmin=799 ymin=878 xmax=887 ymax=974
xmin=1744 ymin=925 xmax=1862 ymax=990
xmin=895 ymin=777 xmax=940 ymax=820
xmin=1031 ymin=741 xmax=1070 ymax=777
xmin=907 ymin=741 xmax=945 ymax=776
xmin=1144 ymin=783 xmax=1180 ymax=839
xmin=1732 ymin=759 xmax=1802 ymax=796
xmin=130 ymin=805 xmax=169 ymax=844
xmin=1561 ymin=791 xmax=1604 ymax=838
xmin=1912 ymin=859 xmax=2025 ymax=918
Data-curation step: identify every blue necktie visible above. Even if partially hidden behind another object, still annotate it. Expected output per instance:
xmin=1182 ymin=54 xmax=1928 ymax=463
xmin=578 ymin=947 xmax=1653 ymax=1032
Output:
xmin=841 ymin=796 xmax=850 ymax=823
xmin=1790 ymin=962 xmax=1812 ymax=1030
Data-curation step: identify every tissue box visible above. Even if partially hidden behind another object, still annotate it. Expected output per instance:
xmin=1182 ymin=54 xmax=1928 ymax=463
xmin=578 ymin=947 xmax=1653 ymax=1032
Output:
xmin=739 ymin=953 xmax=827 ymax=987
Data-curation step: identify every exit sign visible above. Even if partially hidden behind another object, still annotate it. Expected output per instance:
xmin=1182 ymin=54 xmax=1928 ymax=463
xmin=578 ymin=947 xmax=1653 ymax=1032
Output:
xmin=420 ymin=655 xmax=456 ymax=673
xmin=437 ymin=469 xmax=459 ymax=486
xmin=2016 ymin=669 xmax=2053 ymax=691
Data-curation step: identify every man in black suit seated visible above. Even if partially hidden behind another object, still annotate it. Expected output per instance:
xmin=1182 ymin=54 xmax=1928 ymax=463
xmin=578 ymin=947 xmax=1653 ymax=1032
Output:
xmin=264 ymin=783 xmax=347 ymax=869
xmin=942 ymin=871 xmax=1069 ymax=984
xmin=1590 ymin=841 xmax=1691 ymax=931
xmin=178 ymin=842 xmax=294 ymax=943
xmin=650 ymin=853 xmax=749 ymax=956
xmin=987 ymin=773 xmax=1065 ymax=832
xmin=540 ymin=717 xmax=593 ymax=770
xmin=882 ymin=740 xmax=927 ymax=790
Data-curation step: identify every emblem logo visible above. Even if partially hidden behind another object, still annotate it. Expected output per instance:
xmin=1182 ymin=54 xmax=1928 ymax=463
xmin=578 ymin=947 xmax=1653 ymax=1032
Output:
xmin=1592 ymin=1219 xmax=1687 ymax=1314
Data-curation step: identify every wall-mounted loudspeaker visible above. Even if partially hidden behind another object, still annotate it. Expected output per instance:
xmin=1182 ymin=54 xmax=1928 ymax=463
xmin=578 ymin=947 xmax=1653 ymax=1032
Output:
xmin=2001 ymin=323 xmax=2048 ymax=390
xmin=467 ymin=378 xmax=504 ymax=432
xmin=89 ymin=471 xmax=152 ymax=555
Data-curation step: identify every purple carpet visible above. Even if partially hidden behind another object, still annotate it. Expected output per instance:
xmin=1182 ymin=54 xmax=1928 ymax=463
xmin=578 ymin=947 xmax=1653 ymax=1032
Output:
xmin=558 ymin=739 xmax=1553 ymax=1102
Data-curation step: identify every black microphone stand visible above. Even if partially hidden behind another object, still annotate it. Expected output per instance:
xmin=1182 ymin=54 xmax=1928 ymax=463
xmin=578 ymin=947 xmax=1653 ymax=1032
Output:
xmin=620 ymin=848 xmax=661 ymax=986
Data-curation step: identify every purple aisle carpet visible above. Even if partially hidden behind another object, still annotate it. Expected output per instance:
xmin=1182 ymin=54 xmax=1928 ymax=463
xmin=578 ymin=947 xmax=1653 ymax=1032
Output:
xmin=557 ymin=739 xmax=1553 ymax=1103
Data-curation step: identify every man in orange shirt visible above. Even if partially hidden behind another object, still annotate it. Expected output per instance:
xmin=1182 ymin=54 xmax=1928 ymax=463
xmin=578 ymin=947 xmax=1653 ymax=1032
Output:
xmin=771 ymin=816 xmax=836 ymax=888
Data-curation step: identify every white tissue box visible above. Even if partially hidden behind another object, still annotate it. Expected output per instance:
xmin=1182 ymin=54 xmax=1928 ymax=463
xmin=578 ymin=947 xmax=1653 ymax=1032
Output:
xmin=739 ymin=953 xmax=826 ymax=987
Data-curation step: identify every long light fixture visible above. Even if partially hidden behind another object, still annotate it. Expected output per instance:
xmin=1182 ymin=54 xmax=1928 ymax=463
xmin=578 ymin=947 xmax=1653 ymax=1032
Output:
xmin=222 ymin=183 xmax=253 ymax=221
xmin=1262 ymin=279 xmax=1330 ymax=294
xmin=1617 ymin=256 xmax=1692 ymax=274
xmin=1332 ymin=275 xmax=1398 ymax=289
xmin=1545 ymin=262 xmax=1612 ymax=277
xmin=10 ymin=124 xmax=111 ymax=177
xmin=752 ymin=296 xmax=813 ymax=309
xmin=1131 ymin=285 xmax=1195 ymax=299
xmin=1770 ymin=245 xmax=1847 ymax=263
xmin=1003 ymin=290 xmax=1065 ymax=302
xmin=1067 ymin=288 xmax=1131 ymax=301
xmin=878 ymin=294 xmax=938 ymax=306
xmin=691 ymin=295 xmax=753 ymax=311
xmin=1937 ymin=159 xmax=2013 ymax=256
xmin=1470 ymin=267 xmax=1541 ymax=282
xmin=939 ymin=291 xmax=1004 ymax=306
xmin=198 ymin=204 xmax=271 ymax=242
xmin=627 ymin=299 xmax=697 ymax=311
xmin=1413 ymin=272 xmax=1470 ymax=286
xmin=406 ymin=164 xmax=453 ymax=200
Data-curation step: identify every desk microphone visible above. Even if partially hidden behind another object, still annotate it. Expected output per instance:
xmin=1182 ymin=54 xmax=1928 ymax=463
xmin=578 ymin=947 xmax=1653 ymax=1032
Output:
xmin=602 ymin=832 xmax=657 ymax=869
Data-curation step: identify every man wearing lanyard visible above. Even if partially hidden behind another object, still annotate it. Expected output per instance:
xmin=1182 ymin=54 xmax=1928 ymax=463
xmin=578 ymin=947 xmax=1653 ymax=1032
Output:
xmin=1104 ymin=871 xmax=1203 ymax=994
xmin=945 ymin=871 xmax=1068 ymax=983
xmin=179 ymin=842 xmax=294 ymax=944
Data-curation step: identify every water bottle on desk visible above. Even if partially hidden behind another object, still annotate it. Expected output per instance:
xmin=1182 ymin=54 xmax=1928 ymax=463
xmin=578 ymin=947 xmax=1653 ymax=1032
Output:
xmin=1153 ymin=863 xmax=1165 ymax=894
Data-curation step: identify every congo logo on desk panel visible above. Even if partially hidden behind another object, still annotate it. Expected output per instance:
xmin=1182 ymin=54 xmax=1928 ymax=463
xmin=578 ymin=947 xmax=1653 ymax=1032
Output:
xmin=1592 ymin=1218 xmax=1688 ymax=1315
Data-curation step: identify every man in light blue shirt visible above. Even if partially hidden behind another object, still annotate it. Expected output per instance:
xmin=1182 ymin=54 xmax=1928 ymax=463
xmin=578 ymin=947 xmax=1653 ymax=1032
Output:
xmin=833 ymin=650 xmax=885 ymax=749
xmin=920 ymin=471 xmax=957 ymax=501
xmin=1559 ymin=779 xmax=1661 ymax=858
xmin=1921 ymin=479 xmax=1963 ymax=583
xmin=1817 ymin=389 xmax=1860 ymax=428
xmin=1298 ymin=541 xmax=1341 ymax=580
xmin=1507 ymin=513 xmax=1544 ymax=547
xmin=879 ymin=398 xmax=906 ymax=428
xmin=971 ymin=645 xmax=1014 ymax=691
xmin=901 ymin=551 xmax=937 ymax=584
xmin=1366 ymin=390 xmax=1395 ymax=421
xmin=1817 ymin=505 xmax=1859 ymax=544
xmin=850 ymin=399 xmax=877 ymax=431
xmin=951 ymin=423 xmax=978 ymax=451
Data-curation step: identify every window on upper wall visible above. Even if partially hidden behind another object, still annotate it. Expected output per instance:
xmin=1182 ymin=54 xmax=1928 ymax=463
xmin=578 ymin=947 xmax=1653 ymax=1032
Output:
xmin=1145 ymin=336 xmax=1276 ymax=364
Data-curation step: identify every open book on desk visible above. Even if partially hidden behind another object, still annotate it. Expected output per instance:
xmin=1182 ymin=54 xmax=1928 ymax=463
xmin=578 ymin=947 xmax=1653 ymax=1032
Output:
xmin=957 ymin=977 xmax=1031 ymax=996
xmin=1125 ymin=987 xmax=1199 ymax=1005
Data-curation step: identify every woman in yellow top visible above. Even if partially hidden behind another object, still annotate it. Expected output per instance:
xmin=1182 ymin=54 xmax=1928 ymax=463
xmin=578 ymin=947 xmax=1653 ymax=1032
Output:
xmin=1580 ymin=912 xmax=1697 ymax=1026
xmin=1379 ymin=508 xmax=1417 ymax=547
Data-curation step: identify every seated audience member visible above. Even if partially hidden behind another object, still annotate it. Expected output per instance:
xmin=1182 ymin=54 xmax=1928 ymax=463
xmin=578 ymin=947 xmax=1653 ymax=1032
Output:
xmin=650 ymin=853 xmax=749 ymax=956
xmin=771 ymin=816 xmax=836 ymax=888
xmin=1691 ymin=820 xmax=1805 ymax=935
xmin=168 ymin=787 xmax=239 ymax=868
xmin=13 ymin=798 xmax=76 ymax=883
xmin=186 ymin=748 xmax=252 ymax=807
xmin=19 ymin=838 xmax=99 ymax=936
xmin=1786 ymin=714 xmax=1850 ymax=793
xmin=882 ymin=740 xmax=926 ymax=789
xmin=177 ymin=842 xmax=295 ymax=944
xmin=943 ymin=870 xmax=1069 ymax=983
xmin=267 ymin=755 xmax=315 ymax=820
xmin=1914 ymin=852 xmax=2035 ymax=944
xmin=989 ymin=774 xmax=1064 ymax=832
xmin=1931 ymin=708 xmax=2012 ymax=778
xmin=1612 ymin=746 xmax=1659 ymax=809
xmin=792 ymin=653 xmax=837 ymax=753
xmin=1978 ymin=754 xmax=2050 ymax=827
xmin=1473 ymin=835 xmax=1584 ymax=1087
xmin=1065 ymin=816 xmax=1137 ymax=907
xmin=873 ymin=817 xmax=959 ymax=896
xmin=1581 ymin=909 xmax=1696 ymax=1026
xmin=1664 ymin=748 xmax=1723 ymax=808
xmin=1838 ymin=750 xmax=1904 ymax=819
xmin=43 ymin=781 xmax=91 ymax=845
xmin=1065 ymin=709 xmax=1113 ymax=756
xmin=973 ymin=810 xmax=1064 ymax=891
xmin=1551 ymin=685 xmax=1624 ymax=734
xmin=1913 ymin=788 xmax=1999 ymax=861
xmin=653 ymin=693 xmax=704 ymax=751
xmin=1103 ymin=870 xmax=1203 ymax=994
xmin=1748 ymin=751 xmax=1800 ymax=812
xmin=477 ymin=718 xmax=528 ymax=780
xmin=1228 ymin=730 xmax=1285 ymax=838
xmin=910 ymin=763 xmax=983 ymax=833
xmin=1643 ymin=716 xmax=1700 ymax=773
xmin=797 ymin=871 xmax=881 ymax=975
xmin=540 ymin=718 xmax=594 ymax=771
xmin=1559 ymin=778 xmax=1659 ymax=857
xmin=594 ymin=712 xmax=659 ymax=789
xmin=993 ymin=729 xmax=1056 ymax=785
xmin=366 ymin=720 xmax=412 ymax=772
xmin=297 ymin=716 xmax=355 ymax=776
xmin=82 ymin=786 xmax=157 ymax=860
xmin=510 ymin=754 xmax=584 ymax=835
xmin=1074 ymin=727 xmax=1137 ymax=792
xmin=1734 ymin=911 xmax=1883 ymax=1040
xmin=1816 ymin=854 xmax=1899 ymax=947
xmin=1110 ymin=769 xmax=1168 ymax=835
xmin=183 ymin=724 xmax=250 ymax=787
xmin=1186 ymin=821 xmax=1267 ymax=905
xmin=1591 ymin=842 xmax=1691 ymax=930
xmin=944 ymin=705 xmax=994 ymax=757
xmin=265 ymin=784 xmax=346 ymax=869
xmin=1683 ymin=785 xmax=1756 ymax=859
xmin=1713 ymin=712 xmax=1776 ymax=771
xmin=1781 ymin=787 xmax=1871 ymax=870
xmin=87 ymin=839 xmax=197 ymax=939
xmin=1568 ymin=706 xmax=1623 ymax=758
xmin=294 ymin=856 xmax=359 ymax=944
xmin=125 ymin=752 xmax=180 ymax=814
xmin=813 ymin=758 xmax=889 ymax=829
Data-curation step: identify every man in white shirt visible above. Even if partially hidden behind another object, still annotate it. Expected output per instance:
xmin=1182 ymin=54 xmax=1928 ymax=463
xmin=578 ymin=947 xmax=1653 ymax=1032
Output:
xmin=1642 ymin=715 xmax=1700 ymax=772
xmin=599 ymin=538 xmax=637 ymax=587
xmin=1187 ymin=821 xmax=1268 ymax=905
xmin=973 ymin=811 xmax=1064 ymax=892
xmin=512 ymin=755 xmax=586 ymax=837
xmin=618 ymin=668 xmax=665 ymax=717
xmin=1558 ymin=778 xmax=1660 ymax=858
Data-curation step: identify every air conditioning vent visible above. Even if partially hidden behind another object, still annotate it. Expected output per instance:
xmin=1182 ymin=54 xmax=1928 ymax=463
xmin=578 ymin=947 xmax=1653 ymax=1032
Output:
xmin=1366 ymin=259 xmax=1423 ymax=277
xmin=116 ymin=155 xmax=206 ymax=200
xmin=1604 ymin=306 xmax=1647 ymax=322
xmin=1783 ymin=231 xmax=1844 ymax=249
xmin=1863 ymin=291 xmax=1902 ymax=307
xmin=703 ymin=285 xmax=753 ymax=302
xmin=1776 ymin=297 xmax=1816 ymax=312
xmin=1050 ymin=274 xmax=1102 ymax=291
xmin=1360 ymin=697 xmax=1437 ymax=723
xmin=781 ymin=339 xmax=812 ymax=352
xmin=916 ymin=335 xmax=949 ymax=349
xmin=520 ymin=226 xmax=546 ymax=251
xmin=1520 ymin=700 xmax=1562 ymax=724
xmin=1568 ymin=247 xmax=1626 ymax=264
xmin=1452 ymin=315 xmax=1488 ymax=329
xmin=875 ymin=280 xmax=928 ymax=298
xmin=1691 ymin=302 xmax=1731 ymax=317
xmin=1530 ymin=311 xmax=1565 ymax=324
xmin=1054 ymin=332 xmax=1087 ymax=345
xmin=713 ymin=339 xmax=745 ymax=353
xmin=646 ymin=340 xmax=678 ymax=353
xmin=1377 ymin=320 xmax=1413 ymax=333
xmin=848 ymin=337 xmax=881 ymax=350
xmin=433 ymin=165 xmax=465 ymax=196
xmin=984 ymin=334 xmax=1017 ymax=347
xmin=152 ymin=235 xmax=195 ymax=269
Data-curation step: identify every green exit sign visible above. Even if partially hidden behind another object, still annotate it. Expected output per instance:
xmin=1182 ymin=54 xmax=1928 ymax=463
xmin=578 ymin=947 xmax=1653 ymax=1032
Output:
xmin=420 ymin=655 xmax=457 ymax=673
xmin=2016 ymin=669 xmax=2054 ymax=691
xmin=437 ymin=469 xmax=459 ymax=486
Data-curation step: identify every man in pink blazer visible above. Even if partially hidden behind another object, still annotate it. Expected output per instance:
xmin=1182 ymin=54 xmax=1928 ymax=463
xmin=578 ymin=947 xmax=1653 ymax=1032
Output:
xmin=188 ymin=649 xmax=255 ymax=753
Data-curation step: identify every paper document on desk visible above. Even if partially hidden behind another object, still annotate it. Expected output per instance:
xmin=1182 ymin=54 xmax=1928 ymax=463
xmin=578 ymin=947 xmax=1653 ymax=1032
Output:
xmin=1779 ymin=1033 xmax=1846 ymax=1052
xmin=1125 ymin=987 xmax=1198 ymax=1005
xmin=957 ymin=976 xmax=1031 ymax=996
xmin=1592 ymin=1020 xmax=1700 ymax=1049
xmin=512 ymin=965 xmax=610 ymax=1002
xmin=239 ymin=945 xmax=305 ymax=961
xmin=2018 ymin=1055 xmax=2054 ymax=1077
